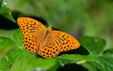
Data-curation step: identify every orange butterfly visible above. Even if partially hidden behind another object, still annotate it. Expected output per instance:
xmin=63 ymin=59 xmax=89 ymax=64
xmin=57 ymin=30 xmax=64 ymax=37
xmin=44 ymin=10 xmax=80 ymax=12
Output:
xmin=17 ymin=17 xmax=80 ymax=58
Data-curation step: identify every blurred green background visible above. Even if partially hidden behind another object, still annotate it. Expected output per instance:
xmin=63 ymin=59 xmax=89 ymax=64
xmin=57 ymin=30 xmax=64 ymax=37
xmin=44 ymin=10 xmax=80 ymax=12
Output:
xmin=0 ymin=0 xmax=113 ymax=71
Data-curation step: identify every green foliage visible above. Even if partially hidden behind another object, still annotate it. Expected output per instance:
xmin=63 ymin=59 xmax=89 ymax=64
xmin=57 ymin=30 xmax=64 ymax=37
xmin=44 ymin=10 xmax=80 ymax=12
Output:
xmin=88 ymin=53 xmax=113 ymax=71
xmin=0 ymin=30 xmax=14 ymax=39
xmin=78 ymin=36 xmax=106 ymax=55
xmin=0 ymin=0 xmax=10 ymax=14
xmin=79 ymin=36 xmax=113 ymax=71
xmin=0 ymin=37 xmax=15 ymax=58
xmin=10 ymin=58 xmax=57 ymax=71
xmin=0 ymin=47 xmax=36 ymax=71
xmin=0 ymin=37 xmax=14 ymax=49
xmin=98 ymin=53 xmax=113 ymax=71
xmin=0 ymin=56 xmax=12 ymax=71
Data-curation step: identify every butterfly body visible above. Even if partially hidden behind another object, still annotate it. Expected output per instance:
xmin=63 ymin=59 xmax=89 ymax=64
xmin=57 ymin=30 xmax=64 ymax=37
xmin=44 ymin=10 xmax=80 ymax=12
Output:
xmin=39 ymin=25 xmax=52 ymax=49
xmin=17 ymin=17 xmax=80 ymax=58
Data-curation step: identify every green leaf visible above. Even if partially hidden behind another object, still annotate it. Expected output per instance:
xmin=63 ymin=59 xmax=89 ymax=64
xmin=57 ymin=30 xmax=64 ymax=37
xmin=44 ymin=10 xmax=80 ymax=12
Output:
xmin=0 ymin=0 xmax=10 ymax=14
xmin=13 ymin=28 xmax=24 ymax=49
xmin=0 ymin=29 xmax=14 ymax=39
xmin=90 ymin=48 xmax=113 ymax=71
xmin=0 ymin=47 xmax=35 ymax=71
xmin=104 ymin=49 xmax=113 ymax=54
xmin=57 ymin=46 xmax=100 ymax=64
xmin=89 ymin=53 xmax=113 ymax=71
xmin=0 ymin=0 xmax=16 ymax=23
xmin=78 ymin=36 xmax=106 ymax=56
xmin=0 ymin=56 xmax=12 ymax=71
xmin=0 ymin=37 xmax=14 ymax=49
xmin=98 ymin=53 xmax=113 ymax=71
xmin=10 ymin=58 xmax=57 ymax=71
xmin=0 ymin=37 xmax=15 ymax=58
xmin=13 ymin=29 xmax=35 ymax=60
xmin=4 ymin=13 xmax=16 ymax=23
xmin=79 ymin=36 xmax=113 ymax=71
xmin=7 ymin=47 xmax=36 ymax=63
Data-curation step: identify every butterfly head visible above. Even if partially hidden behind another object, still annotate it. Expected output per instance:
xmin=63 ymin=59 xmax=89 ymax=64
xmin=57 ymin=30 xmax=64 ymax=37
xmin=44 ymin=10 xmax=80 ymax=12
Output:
xmin=47 ymin=25 xmax=52 ymax=31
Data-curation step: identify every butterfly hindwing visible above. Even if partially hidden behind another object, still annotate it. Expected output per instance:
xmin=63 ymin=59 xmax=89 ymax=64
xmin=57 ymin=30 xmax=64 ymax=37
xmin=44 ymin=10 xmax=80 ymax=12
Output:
xmin=17 ymin=17 xmax=46 ymax=35
xmin=38 ymin=40 xmax=60 ymax=58
xmin=23 ymin=34 xmax=38 ymax=52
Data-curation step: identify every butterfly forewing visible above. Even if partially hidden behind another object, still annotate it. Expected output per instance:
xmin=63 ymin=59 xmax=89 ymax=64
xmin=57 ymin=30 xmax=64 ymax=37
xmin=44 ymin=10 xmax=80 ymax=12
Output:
xmin=51 ymin=30 xmax=80 ymax=52
xmin=17 ymin=17 xmax=46 ymax=53
xmin=17 ymin=17 xmax=46 ymax=35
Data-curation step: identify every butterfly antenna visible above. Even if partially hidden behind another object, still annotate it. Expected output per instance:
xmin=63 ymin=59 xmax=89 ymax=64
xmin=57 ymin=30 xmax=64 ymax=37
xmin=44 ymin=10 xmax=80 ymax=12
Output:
xmin=55 ymin=20 xmax=65 ymax=26
xmin=46 ymin=12 xmax=51 ymax=26
xmin=57 ymin=20 xmax=65 ymax=24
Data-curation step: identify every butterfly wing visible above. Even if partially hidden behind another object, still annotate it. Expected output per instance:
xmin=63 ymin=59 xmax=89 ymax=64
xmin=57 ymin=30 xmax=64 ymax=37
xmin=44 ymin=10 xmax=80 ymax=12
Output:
xmin=17 ymin=17 xmax=46 ymax=52
xmin=38 ymin=34 xmax=60 ymax=58
xmin=38 ymin=30 xmax=80 ymax=58
xmin=51 ymin=30 xmax=80 ymax=52
xmin=17 ymin=17 xmax=46 ymax=35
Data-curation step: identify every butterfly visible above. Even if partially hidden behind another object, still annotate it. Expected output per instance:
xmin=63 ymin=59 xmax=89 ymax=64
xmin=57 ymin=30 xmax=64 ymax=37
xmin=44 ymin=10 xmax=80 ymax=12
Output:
xmin=17 ymin=17 xmax=80 ymax=58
